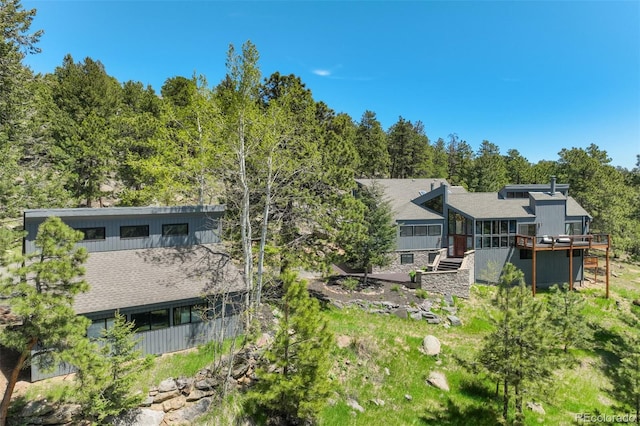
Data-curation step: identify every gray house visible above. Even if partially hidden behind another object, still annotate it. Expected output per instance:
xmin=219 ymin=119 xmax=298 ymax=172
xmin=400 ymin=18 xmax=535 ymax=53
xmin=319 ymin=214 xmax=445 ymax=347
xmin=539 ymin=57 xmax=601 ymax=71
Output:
xmin=356 ymin=177 xmax=611 ymax=294
xmin=22 ymin=205 xmax=244 ymax=381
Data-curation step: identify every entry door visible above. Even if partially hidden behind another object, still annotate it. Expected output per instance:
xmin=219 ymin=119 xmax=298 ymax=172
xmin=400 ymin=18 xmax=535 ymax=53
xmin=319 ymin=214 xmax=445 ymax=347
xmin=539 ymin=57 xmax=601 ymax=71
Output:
xmin=453 ymin=235 xmax=466 ymax=257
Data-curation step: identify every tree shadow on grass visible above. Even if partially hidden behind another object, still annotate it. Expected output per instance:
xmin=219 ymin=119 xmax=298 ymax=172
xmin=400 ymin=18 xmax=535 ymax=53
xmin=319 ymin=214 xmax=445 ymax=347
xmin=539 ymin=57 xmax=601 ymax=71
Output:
xmin=418 ymin=397 xmax=501 ymax=426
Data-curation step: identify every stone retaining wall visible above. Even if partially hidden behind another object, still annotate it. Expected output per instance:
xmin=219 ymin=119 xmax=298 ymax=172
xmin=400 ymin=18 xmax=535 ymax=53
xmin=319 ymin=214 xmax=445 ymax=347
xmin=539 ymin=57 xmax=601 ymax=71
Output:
xmin=418 ymin=250 xmax=474 ymax=298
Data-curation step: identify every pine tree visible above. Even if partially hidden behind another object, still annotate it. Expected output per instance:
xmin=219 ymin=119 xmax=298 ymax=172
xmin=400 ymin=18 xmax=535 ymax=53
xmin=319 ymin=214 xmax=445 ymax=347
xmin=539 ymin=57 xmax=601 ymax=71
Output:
xmin=76 ymin=311 xmax=152 ymax=422
xmin=475 ymin=263 xmax=556 ymax=423
xmin=547 ymin=284 xmax=590 ymax=353
xmin=338 ymin=182 xmax=396 ymax=286
xmin=0 ymin=217 xmax=90 ymax=426
xmin=247 ymin=272 xmax=333 ymax=424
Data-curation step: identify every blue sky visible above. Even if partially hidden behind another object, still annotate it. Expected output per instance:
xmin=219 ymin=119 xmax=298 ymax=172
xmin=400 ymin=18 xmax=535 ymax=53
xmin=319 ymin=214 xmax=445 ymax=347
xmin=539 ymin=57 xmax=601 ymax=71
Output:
xmin=23 ymin=0 xmax=640 ymax=169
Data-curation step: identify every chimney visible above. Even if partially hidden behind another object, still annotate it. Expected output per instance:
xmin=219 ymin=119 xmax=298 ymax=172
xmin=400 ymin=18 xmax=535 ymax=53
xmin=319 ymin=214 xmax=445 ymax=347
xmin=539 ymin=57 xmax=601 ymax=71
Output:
xmin=430 ymin=182 xmax=435 ymax=191
xmin=550 ymin=176 xmax=556 ymax=195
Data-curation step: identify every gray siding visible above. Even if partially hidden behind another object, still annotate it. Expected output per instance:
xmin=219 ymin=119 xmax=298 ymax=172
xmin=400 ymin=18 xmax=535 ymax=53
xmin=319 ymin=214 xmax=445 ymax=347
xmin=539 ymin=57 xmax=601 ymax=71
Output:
xmin=31 ymin=312 xmax=242 ymax=381
xmin=24 ymin=212 xmax=222 ymax=254
xmin=474 ymin=247 xmax=584 ymax=287
xmin=397 ymin=220 xmax=444 ymax=250
xmin=534 ymin=201 xmax=566 ymax=236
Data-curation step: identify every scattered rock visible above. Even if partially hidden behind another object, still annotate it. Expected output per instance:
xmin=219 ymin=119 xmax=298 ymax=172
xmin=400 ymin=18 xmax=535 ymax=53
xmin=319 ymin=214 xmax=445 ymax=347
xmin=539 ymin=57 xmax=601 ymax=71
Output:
xmin=153 ymin=389 xmax=181 ymax=403
xmin=422 ymin=335 xmax=441 ymax=356
xmin=443 ymin=294 xmax=454 ymax=306
xmin=140 ymin=396 xmax=154 ymax=407
xmin=336 ymin=335 xmax=352 ymax=349
xmin=442 ymin=306 xmax=457 ymax=314
xmin=447 ymin=315 xmax=462 ymax=326
xmin=394 ymin=307 xmax=408 ymax=319
xmin=164 ymin=397 xmax=213 ymax=423
xmin=370 ymin=398 xmax=385 ymax=406
xmin=194 ymin=378 xmax=217 ymax=390
xmin=418 ymin=300 xmax=432 ymax=311
xmin=332 ymin=300 xmax=344 ymax=309
xmin=20 ymin=400 xmax=55 ymax=418
xmin=633 ymin=299 xmax=640 ymax=307
xmin=187 ymin=389 xmax=216 ymax=402
xmin=162 ymin=395 xmax=186 ymax=413
xmin=526 ymin=401 xmax=545 ymax=415
xmin=232 ymin=363 xmax=250 ymax=379
xmin=255 ymin=332 xmax=273 ymax=348
xmin=427 ymin=371 xmax=450 ymax=392
xmin=346 ymin=398 xmax=365 ymax=413
xmin=41 ymin=404 xmax=82 ymax=424
xmin=384 ymin=367 xmax=390 ymax=376
xmin=404 ymin=394 xmax=413 ymax=401
xmin=410 ymin=312 xmax=423 ymax=321
xmin=158 ymin=378 xmax=178 ymax=393
xmin=111 ymin=408 xmax=165 ymax=426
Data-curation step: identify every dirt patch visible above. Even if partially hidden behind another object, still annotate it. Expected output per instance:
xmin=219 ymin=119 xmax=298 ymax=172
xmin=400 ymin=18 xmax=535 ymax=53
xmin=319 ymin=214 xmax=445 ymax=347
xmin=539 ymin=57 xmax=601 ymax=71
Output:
xmin=307 ymin=277 xmax=428 ymax=307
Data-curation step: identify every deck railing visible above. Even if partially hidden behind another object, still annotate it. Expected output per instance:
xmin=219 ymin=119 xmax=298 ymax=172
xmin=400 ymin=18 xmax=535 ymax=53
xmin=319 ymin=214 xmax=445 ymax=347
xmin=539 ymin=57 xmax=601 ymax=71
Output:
xmin=515 ymin=233 xmax=610 ymax=250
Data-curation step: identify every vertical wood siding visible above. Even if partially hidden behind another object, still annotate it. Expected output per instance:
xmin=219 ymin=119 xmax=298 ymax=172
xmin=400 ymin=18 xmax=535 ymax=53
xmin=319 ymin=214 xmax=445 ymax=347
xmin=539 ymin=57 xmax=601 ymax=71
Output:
xmin=24 ymin=212 xmax=222 ymax=254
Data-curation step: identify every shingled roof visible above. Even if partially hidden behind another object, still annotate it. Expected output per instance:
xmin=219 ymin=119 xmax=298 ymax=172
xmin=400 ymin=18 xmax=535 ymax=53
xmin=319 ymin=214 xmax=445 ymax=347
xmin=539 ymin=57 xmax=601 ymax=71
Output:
xmin=356 ymin=178 xmax=458 ymax=220
xmin=75 ymin=244 xmax=244 ymax=315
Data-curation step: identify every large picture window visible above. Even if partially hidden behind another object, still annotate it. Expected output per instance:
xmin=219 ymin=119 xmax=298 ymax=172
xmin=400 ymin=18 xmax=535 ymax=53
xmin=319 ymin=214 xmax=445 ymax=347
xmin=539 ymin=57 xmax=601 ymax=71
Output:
xmin=120 ymin=225 xmax=149 ymax=239
xmin=565 ymin=222 xmax=582 ymax=235
xmin=475 ymin=220 xmax=517 ymax=249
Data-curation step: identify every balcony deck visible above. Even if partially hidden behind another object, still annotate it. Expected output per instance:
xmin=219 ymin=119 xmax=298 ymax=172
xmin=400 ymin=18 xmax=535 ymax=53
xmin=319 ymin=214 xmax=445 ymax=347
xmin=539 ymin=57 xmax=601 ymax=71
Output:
xmin=515 ymin=234 xmax=610 ymax=251
xmin=514 ymin=233 xmax=611 ymax=298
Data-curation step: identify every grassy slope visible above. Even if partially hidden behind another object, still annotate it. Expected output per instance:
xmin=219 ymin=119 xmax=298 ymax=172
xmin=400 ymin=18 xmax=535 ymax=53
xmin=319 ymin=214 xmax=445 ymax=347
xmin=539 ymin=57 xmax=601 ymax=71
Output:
xmin=317 ymin=261 xmax=640 ymax=426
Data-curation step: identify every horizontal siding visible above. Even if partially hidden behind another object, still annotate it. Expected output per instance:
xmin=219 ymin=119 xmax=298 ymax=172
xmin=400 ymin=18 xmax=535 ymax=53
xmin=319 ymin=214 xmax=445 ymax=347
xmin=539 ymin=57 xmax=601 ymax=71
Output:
xmin=24 ymin=212 xmax=222 ymax=253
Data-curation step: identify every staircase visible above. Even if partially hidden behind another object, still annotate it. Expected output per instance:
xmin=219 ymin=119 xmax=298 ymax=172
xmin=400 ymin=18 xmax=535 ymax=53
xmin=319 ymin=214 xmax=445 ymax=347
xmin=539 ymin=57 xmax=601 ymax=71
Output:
xmin=436 ymin=258 xmax=463 ymax=271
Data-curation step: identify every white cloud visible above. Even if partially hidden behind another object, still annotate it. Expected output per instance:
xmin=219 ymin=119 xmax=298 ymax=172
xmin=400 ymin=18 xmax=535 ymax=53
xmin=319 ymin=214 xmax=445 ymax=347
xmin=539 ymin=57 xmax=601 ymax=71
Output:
xmin=313 ymin=69 xmax=331 ymax=77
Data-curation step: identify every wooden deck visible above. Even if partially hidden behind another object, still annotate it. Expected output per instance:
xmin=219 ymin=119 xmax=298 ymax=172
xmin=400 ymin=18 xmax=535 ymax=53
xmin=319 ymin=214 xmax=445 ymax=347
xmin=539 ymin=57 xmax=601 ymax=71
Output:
xmin=515 ymin=233 xmax=611 ymax=298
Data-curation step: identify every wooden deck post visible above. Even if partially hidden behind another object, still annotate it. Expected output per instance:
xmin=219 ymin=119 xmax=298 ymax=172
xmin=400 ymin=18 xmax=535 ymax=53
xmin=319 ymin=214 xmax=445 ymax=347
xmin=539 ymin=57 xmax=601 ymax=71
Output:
xmin=606 ymin=246 xmax=610 ymax=299
xmin=532 ymin=237 xmax=537 ymax=296
xmin=569 ymin=242 xmax=574 ymax=291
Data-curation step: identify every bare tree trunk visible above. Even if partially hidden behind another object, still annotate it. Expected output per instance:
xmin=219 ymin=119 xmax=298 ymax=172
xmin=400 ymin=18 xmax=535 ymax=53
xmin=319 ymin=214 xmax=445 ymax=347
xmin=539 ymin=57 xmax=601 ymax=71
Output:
xmin=256 ymin=153 xmax=273 ymax=308
xmin=238 ymin=116 xmax=253 ymax=328
xmin=0 ymin=337 xmax=36 ymax=426
xmin=503 ymin=378 xmax=509 ymax=422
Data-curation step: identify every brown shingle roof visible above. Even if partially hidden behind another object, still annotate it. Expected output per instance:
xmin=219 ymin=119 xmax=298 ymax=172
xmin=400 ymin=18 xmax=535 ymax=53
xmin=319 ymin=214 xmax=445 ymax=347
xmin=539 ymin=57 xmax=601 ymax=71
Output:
xmin=75 ymin=244 xmax=244 ymax=315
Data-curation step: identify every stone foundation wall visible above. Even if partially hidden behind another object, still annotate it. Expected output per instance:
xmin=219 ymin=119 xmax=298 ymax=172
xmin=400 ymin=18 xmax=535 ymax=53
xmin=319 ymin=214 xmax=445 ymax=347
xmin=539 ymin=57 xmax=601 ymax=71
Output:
xmin=418 ymin=250 xmax=474 ymax=298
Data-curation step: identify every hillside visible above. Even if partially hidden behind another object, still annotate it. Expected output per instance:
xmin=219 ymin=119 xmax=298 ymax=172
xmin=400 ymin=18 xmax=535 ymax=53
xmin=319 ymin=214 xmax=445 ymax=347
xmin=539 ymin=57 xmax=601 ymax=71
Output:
xmin=12 ymin=259 xmax=639 ymax=425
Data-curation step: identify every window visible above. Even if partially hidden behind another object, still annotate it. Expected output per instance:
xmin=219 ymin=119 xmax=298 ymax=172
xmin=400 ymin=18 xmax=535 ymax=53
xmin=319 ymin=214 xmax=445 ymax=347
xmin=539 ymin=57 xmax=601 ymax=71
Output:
xmin=87 ymin=317 xmax=115 ymax=338
xmin=414 ymin=226 xmax=427 ymax=236
xmin=173 ymin=304 xmax=205 ymax=325
xmin=162 ymin=223 xmax=189 ymax=237
xmin=131 ymin=309 xmax=169 ymax=332
xmin=518 ymin=224 xmax=536 ymax=236
xmin=565 ymin=222 xmax=582 ymax=235
xmin=120 ymin=225 xmax=149 ymax=239
xmin=76 ymin=227 xmax=105 ymax=241
xmin=427 ymin=225 xmax=441 ymax=236
xmin=400 ymin=253 xmax=414 ymax=264
xmin=520 ymin=249 xmax=533 ymax=260
xmin=475 ymin=220 xmax=517 ymax=249
xmin=423 ymin=195 xmax=443 ymax=214
xmin=399 ymin=226 xmax=413 ymax=237
xmin=566 ymin=249 xmax=582 ymax=257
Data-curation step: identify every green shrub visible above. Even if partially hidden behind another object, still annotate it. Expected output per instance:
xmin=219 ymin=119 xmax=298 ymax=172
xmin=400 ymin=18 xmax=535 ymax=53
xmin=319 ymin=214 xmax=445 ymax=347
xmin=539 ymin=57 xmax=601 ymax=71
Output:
xmin=415 ymin=289 xmax=428 ymax=299
xmin=341 ymin=277 xmax=359 ymax=292
xmin=391 ymin=284 xmax=400 ymax=292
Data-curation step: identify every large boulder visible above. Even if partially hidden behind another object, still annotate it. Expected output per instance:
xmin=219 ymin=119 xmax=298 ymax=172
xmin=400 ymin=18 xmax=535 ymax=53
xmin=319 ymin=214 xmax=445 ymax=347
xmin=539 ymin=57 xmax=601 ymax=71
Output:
xmin=422 ymin=335 xmax=441 ymax=356
xmin=426 ymin=371 xmax=449 ymax=391
xmin=111 ymin=408 xmax=165 ymax=426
